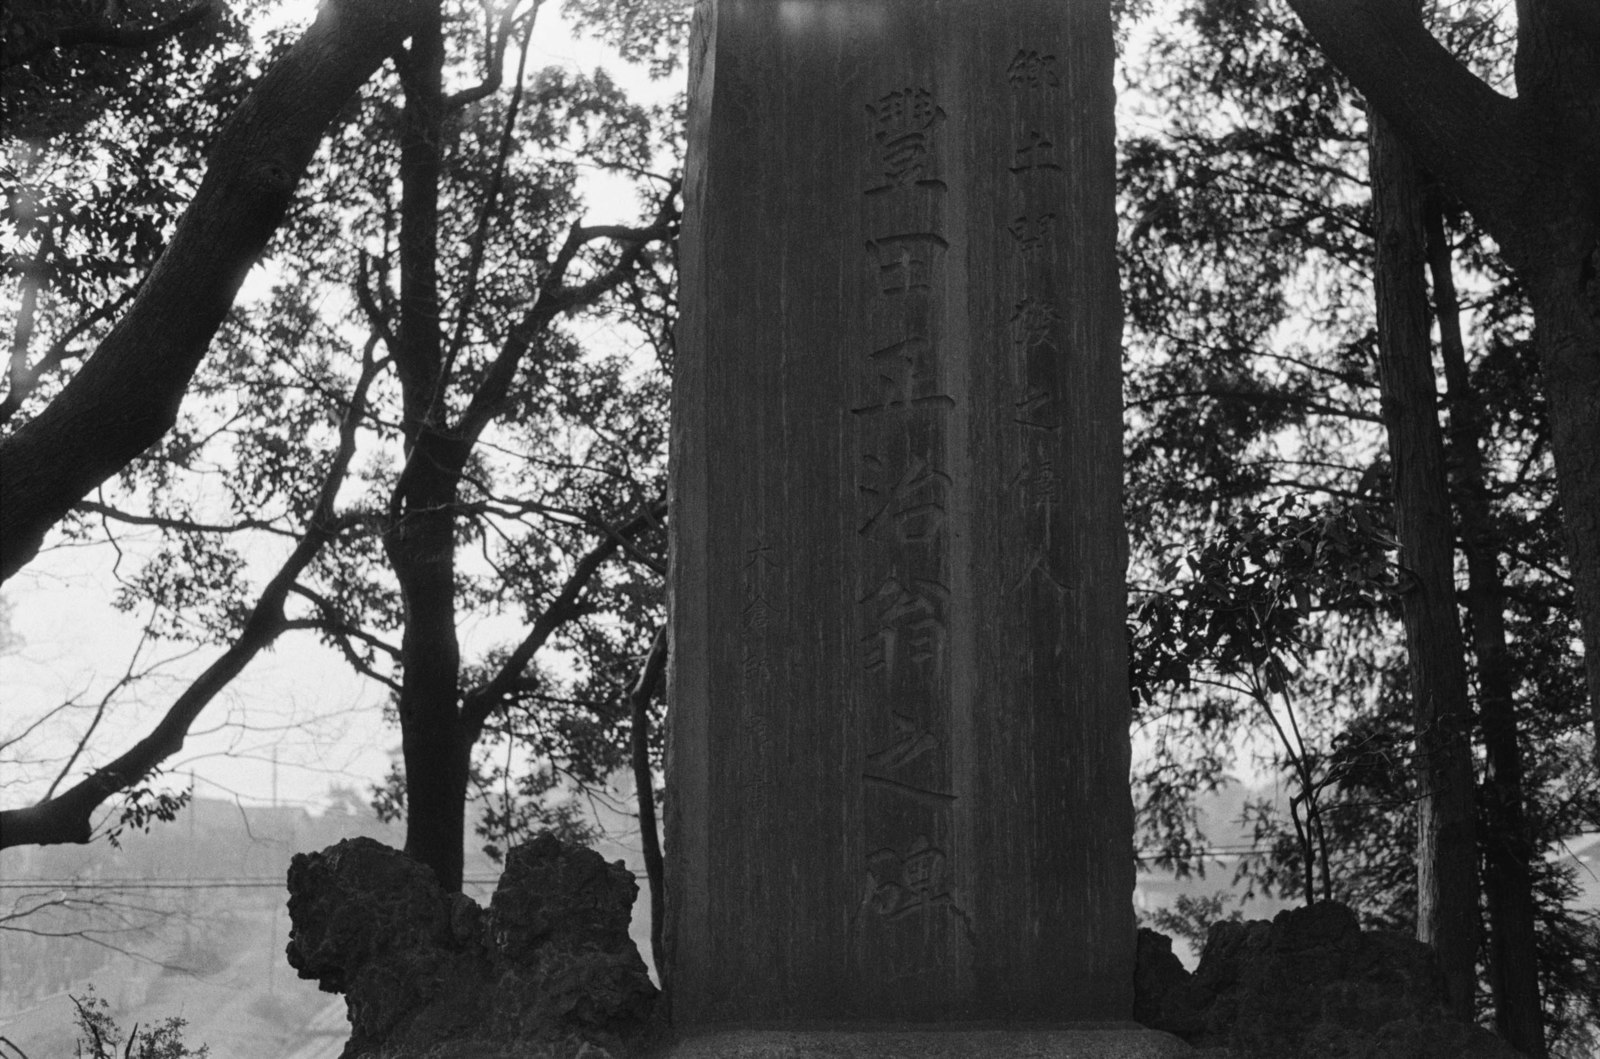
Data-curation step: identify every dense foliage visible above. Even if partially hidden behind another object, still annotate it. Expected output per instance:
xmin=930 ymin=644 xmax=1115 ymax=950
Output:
xmin=1120 ymin=0 xmax=1596 ymax=1050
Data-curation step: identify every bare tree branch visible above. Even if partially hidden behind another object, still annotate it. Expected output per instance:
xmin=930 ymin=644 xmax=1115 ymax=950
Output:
xmin=459 ymin=498 xmax=667 ymax=739
xmin=442 ymin=1 xmax=530 ymax=110
xmin=455 ymin=190 xmax=679 ymax=442
xmin=72 ymin=500 xmax=297 ymax=538
xmin=430 ymin=4 xmax=542 ymax=425
xmin=0 ymin=338 xmax=385 ymax=849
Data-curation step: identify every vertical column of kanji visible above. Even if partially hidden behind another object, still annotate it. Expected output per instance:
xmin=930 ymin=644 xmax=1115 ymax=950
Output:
xmin=846 ymin=81 xmax=973 ymax=1017
xmin=954 ymin=3 xmax=1131 ymax=1014
xmin=1002 ymin=49 xmax=1072 ymax=597
xmin=973 ymin=11 xmax=1132 ymax=1015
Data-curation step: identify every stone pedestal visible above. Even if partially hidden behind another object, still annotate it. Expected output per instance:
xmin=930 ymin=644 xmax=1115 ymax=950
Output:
xmin=651 ymin=1026 xmax=1199 ymax=1058
xmin=668 ymin=0 xmax=1131 ymax=1035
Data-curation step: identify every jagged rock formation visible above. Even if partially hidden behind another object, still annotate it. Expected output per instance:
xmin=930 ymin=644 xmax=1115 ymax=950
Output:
xmin=1134 ymin=902 xmax=1525 ymax=1058
xmin=286 ymin=834 xmax=657 ymax=1058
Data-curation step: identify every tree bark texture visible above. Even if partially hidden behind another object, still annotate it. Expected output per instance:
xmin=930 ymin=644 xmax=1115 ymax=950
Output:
xmin=373 ymin=0 xmax=671 ymax=890
xmin=1369 ymin=112 xmax=1480 ymax=1023
xmin=384 ymin=4 xmax=471 ymax=894
xmin=1286 ymin=0 xmax=1600 ymax=765
xmin=0 ymin=0 xmax=420 ymax=583
xmin=385 ymin=466 xmax=468 ymax=892
xmin=1428 ymin=197 xmax=1546 ymax=1057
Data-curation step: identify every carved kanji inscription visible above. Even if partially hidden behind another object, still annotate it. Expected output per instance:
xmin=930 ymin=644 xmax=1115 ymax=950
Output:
xmin=866 ymin=88 xmax=947 ymax=194
xmin=1007 ymin=212 xmax=1057 ymax=255
xmin=1009 ymin=130 xmax=1062 ymax=173
xmin=866 ymin=711 xmax=940 ymax=771
xmin=866 ymin=836 xmax=955 ymax=919
xmin=860 ymin=575 xmax=949 ymax=676
xmin=1011 ymin=551 xmax=1076 ymax=600
xmin=1007 ymin=49 xmax=1061 ymax=90
xmin=852 ymin=334 xmax=955 ymax=417
xmin=857 ymin=455 xmax=949 ymax=545
xmin=1010 ymin=297 xmax=1063 ymax=350
xmin=867 ymin=233 xmax=950 ymax=296
xmin=1010 ymin=459 xmax=1065 ymax=509
xmin=1013 ymin=386 xmax=1064 ymax=432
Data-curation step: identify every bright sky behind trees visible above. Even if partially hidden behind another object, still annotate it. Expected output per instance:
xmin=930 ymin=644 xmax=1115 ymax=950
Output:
xmin=0 ymin=0 xmax=677 ymax=819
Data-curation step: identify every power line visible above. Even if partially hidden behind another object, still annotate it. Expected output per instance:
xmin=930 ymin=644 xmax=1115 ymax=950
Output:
xmin=2 ymin=849 xmax=1271 ymax=893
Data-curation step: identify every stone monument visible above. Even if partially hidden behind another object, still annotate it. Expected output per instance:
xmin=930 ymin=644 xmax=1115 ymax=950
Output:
xmin=667 ymin=0 xmax=1176 ymax=1053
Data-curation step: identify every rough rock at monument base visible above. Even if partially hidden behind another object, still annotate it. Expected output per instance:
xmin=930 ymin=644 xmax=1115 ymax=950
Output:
xmin=284 ymin=834 xmax=658 ymax=1059
xmin=1134 ymin=902 xmax=1527 ymax=1058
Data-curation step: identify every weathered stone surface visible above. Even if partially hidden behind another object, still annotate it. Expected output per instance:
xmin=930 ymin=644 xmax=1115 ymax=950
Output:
xmin=1132 ymin=929 xmax=1204 ymax=1039
xmin=1134 ymin=903 xmax=1526 ymax=1058
xmin=285 ymin=835 xmax=487 ymax=1056
xmin=669 ymin=0 xmax=1131 ymax=1030
xmin=285 ymin=835 xmax=657 ymax=1058
xmin=484 ymin=834 xmax=660 ymax=1034
xmin=648 ymin=1025 xmax=1198 ymax=1058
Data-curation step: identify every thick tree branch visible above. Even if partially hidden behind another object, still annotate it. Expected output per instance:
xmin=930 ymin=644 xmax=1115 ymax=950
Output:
xmin=1284 ymin=0 xmax=1529 ymax=251
xmin=0 ymin=0 xmax=421 ymax=583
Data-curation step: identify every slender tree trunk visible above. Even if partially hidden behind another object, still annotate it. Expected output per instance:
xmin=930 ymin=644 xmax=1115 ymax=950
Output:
xmin=1369 ymin=112 xmax=1480 ymax=1022
xmin=1425 ymin=197 xmax=1546 ymax=1056
xmin=1517 ymin=0 xmax=1600 ymax=768
xmin=386 ymin=2 xmax=469 ymax=892
xmin=1284 ymin=0 xmax=1600 ymax=767
xmin=386 ymin=479 xmax=467 ymax=891
xmin=628 ymin=628 xmax=668 ymax=983
xmin=1524 ymin=263 xmax=1600 ymax=761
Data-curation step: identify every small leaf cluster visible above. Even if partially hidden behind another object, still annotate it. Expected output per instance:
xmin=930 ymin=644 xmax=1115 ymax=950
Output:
xmin=70 ymin=985 xmax=209 ymax=1059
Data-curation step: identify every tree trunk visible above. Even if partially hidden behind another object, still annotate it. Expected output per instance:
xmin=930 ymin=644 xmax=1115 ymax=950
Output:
xmin=628 ymin=628 xmax=668 ymax=983
xmin=382 ymin=2 xmax=471 ymax=893
xmin=1369 ymin=112 xmax=1480 ymax=1022
xmin=385 ymin=470 xmax=467 ymax=891
xmin=1426 ymin=196 xmax=1546 ymax=1056
xmin=1524 ymin=261 xmax=1600 ymax=761
xmin=0 ymin=0 xmax=418 ymax=582
xmin=1285 ymin=0 xmax=1600 ymax=767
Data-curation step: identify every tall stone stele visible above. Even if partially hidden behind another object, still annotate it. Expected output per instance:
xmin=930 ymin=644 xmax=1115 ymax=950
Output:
xmin=667 ymin=0 xmax=1166 ymax=1054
